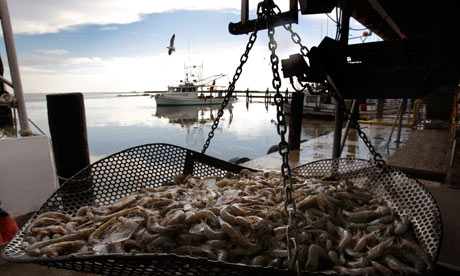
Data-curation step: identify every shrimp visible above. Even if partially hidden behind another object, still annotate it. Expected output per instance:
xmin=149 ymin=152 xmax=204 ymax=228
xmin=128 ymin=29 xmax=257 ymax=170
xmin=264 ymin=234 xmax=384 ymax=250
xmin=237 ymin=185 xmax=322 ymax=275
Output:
xmin=371 ymin=260 xmax=394 ymax=275
xmin=305 ymin=244 xmax=327 ymax=272
xmin=347 ymin=257 xmax=369 ymax=268
xmin=333 ymin=265 xmax=377 ymax=275
xmin=204 ymin=239 xmax=228 ymax=249
xmin=382 ymin=254 xmax=419 ymax=274
xmin=108 ymin=194 xmax=138 ymax=212
xmin=35 ymin=212 xmax=71 ymax=222
xmin=342 ymin=209 xmax=379 ymax=223
xmin=220 ymin=205 xmax=250 ymax=228
xmin=161 ymin=210 xmax=185 ymax=226
xmin=183 ymin=209 xmax=218 ymax=225
xmin=337 ymin=228 xmax=352 ymax=252
xmin=328 ymin=250 xmax=345 ymax=265
xmin=88 ymin=217 xmax=118 ymax=245
xmin=354 ymin=232 xmax=377 ymax=252
xmin=148 ymin=236 xmax=176 ymax=248
xmin=400 ymin=238 xmax=432 ymax=271
xmin=394 ymin=216 xmax=410 ymax=235
xmin=40 ymin=240 xmax=86 ymax=257
xmin=93 ymin=207 xmax=137 ymax=222
xmin=367 ymin=237 xmax=394 ymax=259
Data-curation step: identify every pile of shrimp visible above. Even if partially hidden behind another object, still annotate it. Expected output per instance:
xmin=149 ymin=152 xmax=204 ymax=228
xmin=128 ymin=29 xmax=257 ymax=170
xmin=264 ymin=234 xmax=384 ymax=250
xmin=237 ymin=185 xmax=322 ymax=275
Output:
xmin=22 ymin=170 xmax=432 ymax=274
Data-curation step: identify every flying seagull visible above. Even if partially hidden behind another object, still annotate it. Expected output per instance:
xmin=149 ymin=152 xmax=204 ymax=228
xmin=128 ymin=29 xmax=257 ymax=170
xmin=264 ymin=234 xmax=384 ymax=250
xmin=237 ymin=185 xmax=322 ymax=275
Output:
xmin=167 ymin=34 xmax=175 ymax=55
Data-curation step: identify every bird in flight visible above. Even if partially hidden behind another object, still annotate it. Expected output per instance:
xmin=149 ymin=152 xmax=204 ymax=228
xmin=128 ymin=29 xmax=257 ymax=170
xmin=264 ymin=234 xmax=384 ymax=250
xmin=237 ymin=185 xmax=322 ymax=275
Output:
xmin=167 ymin=34 xmax=175 ymax=55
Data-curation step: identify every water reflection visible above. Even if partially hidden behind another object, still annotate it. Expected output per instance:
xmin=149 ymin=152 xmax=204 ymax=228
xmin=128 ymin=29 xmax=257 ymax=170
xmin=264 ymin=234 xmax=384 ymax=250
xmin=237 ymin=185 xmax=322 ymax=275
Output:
xmin=154 ymin=104 xmax=233 ymax=128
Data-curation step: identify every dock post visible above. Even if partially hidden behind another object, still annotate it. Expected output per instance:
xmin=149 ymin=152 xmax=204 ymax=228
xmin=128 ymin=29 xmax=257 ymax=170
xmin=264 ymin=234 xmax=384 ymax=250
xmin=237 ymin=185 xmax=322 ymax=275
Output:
xmin=288 ymin=92 xmax=304 ymax=150
xmin=376 ymin=99 xmax=384 ymax=119
xmin=332 ymin=0 xmax=350 ymax=159
xmin=47 ymin=93 xmax=90 ymax=186
xmin=396 ymin=99 xmax=407 ymax=144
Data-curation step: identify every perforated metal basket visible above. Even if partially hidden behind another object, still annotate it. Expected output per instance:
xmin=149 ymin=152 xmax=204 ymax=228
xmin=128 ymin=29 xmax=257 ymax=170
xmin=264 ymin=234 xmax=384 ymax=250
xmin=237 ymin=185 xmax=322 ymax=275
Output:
xmin=2 ymin=143 xmax=442 ymax=276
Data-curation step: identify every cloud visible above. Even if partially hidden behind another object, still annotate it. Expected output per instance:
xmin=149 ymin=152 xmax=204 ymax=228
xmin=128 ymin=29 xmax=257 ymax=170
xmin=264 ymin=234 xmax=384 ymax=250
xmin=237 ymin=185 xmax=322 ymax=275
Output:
xmin=7 ymin=0 xmax=298 ymax=35
xmin=35 ymin=49 xmax=69 ymax=55
xmin=20 ymin=66 xmax=54 ymax=73
xmin=99 ymin=26 xmax=118 ymax=31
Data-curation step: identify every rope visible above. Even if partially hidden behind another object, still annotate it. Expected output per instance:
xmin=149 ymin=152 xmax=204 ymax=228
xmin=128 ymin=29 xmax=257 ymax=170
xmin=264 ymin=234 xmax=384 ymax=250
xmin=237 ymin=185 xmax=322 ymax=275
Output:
xmin=28 ymin=118 xmax=46 ymax=135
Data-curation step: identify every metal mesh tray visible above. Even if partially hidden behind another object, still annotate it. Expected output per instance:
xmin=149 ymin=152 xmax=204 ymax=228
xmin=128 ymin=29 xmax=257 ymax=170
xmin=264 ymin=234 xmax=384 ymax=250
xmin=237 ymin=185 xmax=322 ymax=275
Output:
xmin=2 ymin=143 xmax=442 ymax=275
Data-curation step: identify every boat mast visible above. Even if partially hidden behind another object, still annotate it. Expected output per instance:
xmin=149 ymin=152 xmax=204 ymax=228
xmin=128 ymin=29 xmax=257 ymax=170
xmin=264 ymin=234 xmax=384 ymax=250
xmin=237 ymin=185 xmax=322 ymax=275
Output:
xmin=0 ymin=0 xmax=32 ymax=136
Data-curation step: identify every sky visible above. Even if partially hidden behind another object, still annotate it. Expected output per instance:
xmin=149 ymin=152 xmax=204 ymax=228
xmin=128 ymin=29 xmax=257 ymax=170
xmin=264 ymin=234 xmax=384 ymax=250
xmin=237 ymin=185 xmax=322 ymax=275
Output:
xmin=0 ymin=0 xmax=379 ymax=93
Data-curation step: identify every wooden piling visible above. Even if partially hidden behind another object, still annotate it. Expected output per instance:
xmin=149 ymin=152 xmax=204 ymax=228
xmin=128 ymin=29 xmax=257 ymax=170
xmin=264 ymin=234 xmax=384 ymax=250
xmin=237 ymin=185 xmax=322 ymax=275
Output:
xmin=288 ymin=92 xmax=304 ymax=150
xmin=47 ymin=93 xmax=90 ymax=186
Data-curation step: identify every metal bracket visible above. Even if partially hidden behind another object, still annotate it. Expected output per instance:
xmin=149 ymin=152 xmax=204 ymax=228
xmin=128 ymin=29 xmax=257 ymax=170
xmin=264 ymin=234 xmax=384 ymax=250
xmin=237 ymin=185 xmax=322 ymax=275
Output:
xmin=229 ymin=0 xmax=298 ymax=35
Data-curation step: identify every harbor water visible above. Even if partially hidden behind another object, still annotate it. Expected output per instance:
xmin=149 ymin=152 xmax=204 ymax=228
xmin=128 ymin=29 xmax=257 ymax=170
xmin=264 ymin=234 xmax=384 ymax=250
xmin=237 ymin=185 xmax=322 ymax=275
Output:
xmin=24 ymin=93 xmax=335 ymax=163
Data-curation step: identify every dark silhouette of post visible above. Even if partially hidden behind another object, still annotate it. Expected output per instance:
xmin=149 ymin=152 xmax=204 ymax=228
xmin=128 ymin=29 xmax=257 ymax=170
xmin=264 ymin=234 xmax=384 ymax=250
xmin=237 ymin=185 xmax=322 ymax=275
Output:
xmin=47 ymin=93 xmax=90 ymax=186
xmin=288 ymin=92 xmax=304 ymax=150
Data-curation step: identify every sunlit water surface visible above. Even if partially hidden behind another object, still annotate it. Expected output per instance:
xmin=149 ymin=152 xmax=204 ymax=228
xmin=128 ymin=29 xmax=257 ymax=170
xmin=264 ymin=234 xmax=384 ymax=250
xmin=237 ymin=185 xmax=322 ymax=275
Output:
xmin=25 ymin=93 xmax=335 ymax=163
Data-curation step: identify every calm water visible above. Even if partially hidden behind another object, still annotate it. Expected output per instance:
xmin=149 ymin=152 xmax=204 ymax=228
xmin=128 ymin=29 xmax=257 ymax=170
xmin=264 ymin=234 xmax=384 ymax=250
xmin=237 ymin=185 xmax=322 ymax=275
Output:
xmin=24 ymin=93 xmax=335 ymax=163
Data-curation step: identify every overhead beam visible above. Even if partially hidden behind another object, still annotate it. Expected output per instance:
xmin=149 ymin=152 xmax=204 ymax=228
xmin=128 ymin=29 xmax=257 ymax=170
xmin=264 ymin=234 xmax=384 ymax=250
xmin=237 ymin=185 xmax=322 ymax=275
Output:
xmin=366 ymin=0 xmax=406 ymax=39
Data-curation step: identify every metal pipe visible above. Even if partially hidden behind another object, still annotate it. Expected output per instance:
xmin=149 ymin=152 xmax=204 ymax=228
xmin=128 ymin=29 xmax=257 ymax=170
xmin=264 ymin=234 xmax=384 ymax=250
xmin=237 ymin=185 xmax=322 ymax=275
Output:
xmin=339 ymin=100 xmax=357 ymax=155
xmin=0 ymin=74 xmax=13 ymax=88
xmin=241 ymin=0 xmax=249 ymax=25
xmin=0 ymin=0 xmax=32 ymax=136
xmin=332 ymin=0 xmax=350 ymax=159
xmin=385 ymin=99 xmax=405 ymax=147
xmin=396 ymin=99 xmax=407 ymax=143
xmin=360 ymin=99 xmax=420 ymax=127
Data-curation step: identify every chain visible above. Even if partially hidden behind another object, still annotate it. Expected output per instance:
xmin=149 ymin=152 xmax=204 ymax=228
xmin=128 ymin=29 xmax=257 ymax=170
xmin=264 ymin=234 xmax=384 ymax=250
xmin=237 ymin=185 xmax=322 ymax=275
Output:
xmin=201 ymin=7 xmax=263 ymax=154
xmin=329 ymin=87 xmax=386 ymax=167
xmin=263 ymin=1 xmax=300 ymax=274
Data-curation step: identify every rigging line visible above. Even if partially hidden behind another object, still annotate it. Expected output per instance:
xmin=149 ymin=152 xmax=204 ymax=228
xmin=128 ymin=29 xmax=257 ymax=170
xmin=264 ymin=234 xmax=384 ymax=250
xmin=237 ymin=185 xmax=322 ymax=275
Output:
xmin=28 ymin=118 xmax=46 ymax=135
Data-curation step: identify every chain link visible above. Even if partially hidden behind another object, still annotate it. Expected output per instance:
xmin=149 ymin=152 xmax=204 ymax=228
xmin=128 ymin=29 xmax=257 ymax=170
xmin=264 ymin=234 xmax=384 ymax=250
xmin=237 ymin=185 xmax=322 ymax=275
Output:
xmin=263 ymin=2 xmax=300 ymax=274
xmin=270 ymin=2 xmax=385 ymax=167
xmin=329 ymin=88 xmax=386 ymax=167
xmin=201 ymin=26 xmax=259 ymax=154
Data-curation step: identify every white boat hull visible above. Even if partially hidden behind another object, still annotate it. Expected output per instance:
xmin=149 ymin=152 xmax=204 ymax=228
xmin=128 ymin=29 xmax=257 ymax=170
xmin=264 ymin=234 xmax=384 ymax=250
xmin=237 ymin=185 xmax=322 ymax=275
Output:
xmin=155 ymin=93 xmax=230 ymax=106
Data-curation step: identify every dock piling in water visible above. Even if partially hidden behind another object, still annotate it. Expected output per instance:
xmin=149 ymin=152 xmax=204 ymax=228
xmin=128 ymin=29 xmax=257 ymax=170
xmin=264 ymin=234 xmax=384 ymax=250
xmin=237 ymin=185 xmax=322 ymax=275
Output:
xmin=47 ymin=93 xmax=90 ymax=186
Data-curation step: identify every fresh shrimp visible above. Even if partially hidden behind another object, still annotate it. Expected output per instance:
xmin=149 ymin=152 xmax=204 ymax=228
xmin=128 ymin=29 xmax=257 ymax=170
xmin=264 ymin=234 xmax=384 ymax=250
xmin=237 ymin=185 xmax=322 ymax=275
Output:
xmin=108 ymin=194 xmax=138 ymax=212
xmin=337 ymin=228 xmax=352 ymax=252
xmin=393 ymin=216 xmax=410 ymax=235
xmin=28 ymin=226 xmax=95 ymax=251
xmin=35 ymin=212 xmax=71 ymax=222
xmin=184 ymin=209 xmax=218 ymax=225
xmin=382 ymin=254 xmax=419 ymax=274
xmin=161 ymin=210 xmax=185 ymax=226
xmin=218 ymin=216 xmax=252 ymax=249
xmin=333 ymin=265 xmax=377 ymax=275
xmin=401 ymin=251 xmax=427 ymax=273
xmin=93 ymin=207 xmax=137 ymax=222
xmin=371 ymin=260 xmax=394 ymax=275
xmin=204 ymin=239 xmax=228 ymax=249
xmin=148 ymin=236 xmax=176 ymax=248
xmin=342 ymin=209 xmax=380 ymax=223
xmin=40 ymin=240 xmax=86 ymax=257
xmin=251 ymin=255 xmax=265 ymax=266
xmin=297 ymin=195 xmax=319 ymax=210
xmin=305 ymin=244 xmax=327 ymax=272
xmin=31 ymin=225 xmax=67 ymax=237
xmin=354 ymin=232 xmax=377 ymax=252
xmin=220 ymin=205 xmax=250 ymax=228
xmin=367 ymin=237 xmax=394 ymax=259
xmin=328 ymin=250 xmax=345 ymax=265
xmin=400 ymin=238 xmax=432 ymax=271
xmin=368 ymin=215 xmax=393 ymax=225
xmin=88 ymin=217 xmax=118 ymax=245
xmin=347 ymin=257 xmax=369 ymax=268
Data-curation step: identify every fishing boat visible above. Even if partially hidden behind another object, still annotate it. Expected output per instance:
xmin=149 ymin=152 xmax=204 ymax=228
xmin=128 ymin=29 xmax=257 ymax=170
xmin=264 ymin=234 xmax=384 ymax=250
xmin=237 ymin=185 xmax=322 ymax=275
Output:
xmin=154 ymin=64 xmax=231 ymax=106
xmin=284 ymin=93 xmax=376 ymax=119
